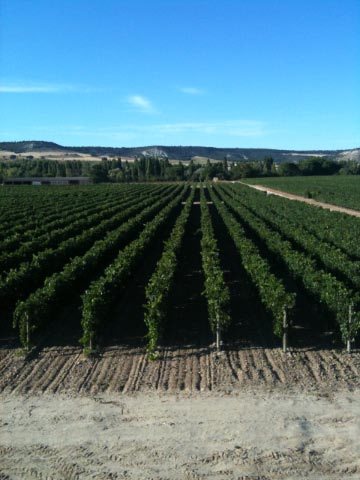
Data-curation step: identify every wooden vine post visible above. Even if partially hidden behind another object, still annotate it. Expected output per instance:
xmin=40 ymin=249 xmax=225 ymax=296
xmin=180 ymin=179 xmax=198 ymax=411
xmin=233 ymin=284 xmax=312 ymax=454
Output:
xmin=216 ymin=311 xmax=221 ymax=352
xmin=282 ymin=308 xmax=288 ymax=353
xmin=25 ymin=312 xmax=30 ymax=352
xmin=347 ymin=303 xmax=353 ymax=354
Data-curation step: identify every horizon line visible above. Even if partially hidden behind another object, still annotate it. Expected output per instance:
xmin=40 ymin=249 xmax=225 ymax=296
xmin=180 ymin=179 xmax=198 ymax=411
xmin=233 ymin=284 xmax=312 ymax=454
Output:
xmin=0 ymin=139 xmax=359 ymax=152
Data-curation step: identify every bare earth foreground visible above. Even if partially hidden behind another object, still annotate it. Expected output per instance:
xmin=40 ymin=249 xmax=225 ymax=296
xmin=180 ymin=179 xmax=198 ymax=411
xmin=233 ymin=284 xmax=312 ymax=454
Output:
xmin=1 ymin=346 xmax=360 ymax=479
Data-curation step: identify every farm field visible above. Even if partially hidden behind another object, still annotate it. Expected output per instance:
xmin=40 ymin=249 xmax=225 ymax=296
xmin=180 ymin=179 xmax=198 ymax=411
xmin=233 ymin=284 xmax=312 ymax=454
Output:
xmin=1 ymin=181 xmax=360 ymax=356
xmin=244 ymin=175 xmax=360 ymax=211
xmin=2 ymin=181 xmax=360 ymax=479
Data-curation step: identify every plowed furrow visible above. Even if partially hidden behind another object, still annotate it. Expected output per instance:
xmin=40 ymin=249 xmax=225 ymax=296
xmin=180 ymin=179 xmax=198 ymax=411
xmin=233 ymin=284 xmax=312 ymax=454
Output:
xmin=237 ymin=350 xmax=254 ymax=381
xmin=209 ymin=350 xmax=216 ymax=389
xmin=10 ymin=353 xmax=51 ymax=394
xmin=334 ymin=350 xmax=360 ymax=377
xmin=232 ymin=349 xmax=247 ymax=384
xmin=89 ymin=356 xmax=114 ymax=394
xmin=184 ymin=348 xmax=195 ymax=391
xmin=0 ymin=351 xmax=13 ymax=375
xmin=263 ymin=349 xmax=286 ymax=384
xmin=199 ymin=350 xmax=211 ymax=391
xmin=191 ymin=350 xmax=201 ymax=391
xmin=50 ymin=352 xmax=83 ymax=393
xmin=155 ymin=348 xmax=168 ymax=390
xmin=289 ymin=352 xmax=312 ymax=386
xmin=122 ymin=352 xmax=146 ymax=393
xmin=107 ymin=352 xmax=134 ymax=392
xmin=162 ymin=350 xmax=177 ymax=390
xmin=176 ymin=351 xmax=187 ymax=390
xmin=225 ymin=350 xmax=241 ymax=384
xmin=159 ymin=349 xmax=172 ymax=391
xmin=305 ymin=351 xmax=326 ymax=384
xmin=249 ymin=349 xmax=266 ymax=383
xmin=317 ymin=351 xmax=345 ymax=383
xmin=142 ymin=353 xmax=160 ymax=390
xmin=1 ymin=345 xmax=360 ymax=392
xmin=31 ymin=354 xmax=71 ymax=393
xmin=133 ymin=353 xmax=148 ymax=391
xmin=165 ymin=348 xmax=180 ymax=391
xmin=79 ymin=358 xmax=104 ymax=393
xmin=75 ymin=359 xmax=100 ymax=393
xmin=0 ymin=353 xmax=23 ymax=391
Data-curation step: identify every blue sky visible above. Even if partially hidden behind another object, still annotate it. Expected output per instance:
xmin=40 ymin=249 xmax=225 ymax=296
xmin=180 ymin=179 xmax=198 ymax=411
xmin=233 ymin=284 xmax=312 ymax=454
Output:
xmin=0 ymin=0 xmax=359 ymax=149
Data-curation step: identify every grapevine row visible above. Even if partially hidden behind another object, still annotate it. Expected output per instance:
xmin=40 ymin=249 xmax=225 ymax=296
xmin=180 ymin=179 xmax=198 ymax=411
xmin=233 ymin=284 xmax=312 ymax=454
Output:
xmin=0 ymin=184 xmax=156 ymax=247
xmin=0 ymin=185 xmax=168 ymax=273
xmin=0 ymin=183 xmax=155 ymax=254
xmin=0 ymin=186 xmax=174 ymax=319
xmin=12 ymin=185 xmax=184 ymax=349
xmin=208 ymin=186 xmax=295 ymax=338
xmin=144 ymin=188 xmax=195 ymax=357
xmin=0 ymin=186 xmax=111 ymax=238
xmin=215 ymin=185 xmax=360 ymax=344
xmin=80 ymin=185 xmax=189 ymax=351
xmin=231 ymin=183 xmax=360 ymax=260
xmin=224 ymin=184 xmax=360 ymax=289
xmin=199 ymin=187 xmax=231 ymax=348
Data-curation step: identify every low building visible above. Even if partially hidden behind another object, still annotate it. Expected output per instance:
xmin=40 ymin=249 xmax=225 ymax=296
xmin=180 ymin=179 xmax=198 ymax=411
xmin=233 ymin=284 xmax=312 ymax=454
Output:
xmin=3 ymin=177 xmax=92 ymax=186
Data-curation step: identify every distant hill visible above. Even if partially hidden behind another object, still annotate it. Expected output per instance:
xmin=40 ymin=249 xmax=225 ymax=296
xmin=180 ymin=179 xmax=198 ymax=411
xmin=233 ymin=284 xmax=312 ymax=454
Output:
xmin=1 ymin=140 xmax=359 ymax=163
xmin=0 ymin=141 xmax=67 ymax=153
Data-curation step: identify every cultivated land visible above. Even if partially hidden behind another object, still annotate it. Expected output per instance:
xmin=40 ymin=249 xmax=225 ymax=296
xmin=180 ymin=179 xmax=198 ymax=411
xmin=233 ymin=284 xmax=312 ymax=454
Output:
xmin=1 ymin=180 xmax=360 ymax=478
xmin=243 ymin=183 xmax=360 ymax=218
xmin=245 ymin=175 xmax=360 ymax=211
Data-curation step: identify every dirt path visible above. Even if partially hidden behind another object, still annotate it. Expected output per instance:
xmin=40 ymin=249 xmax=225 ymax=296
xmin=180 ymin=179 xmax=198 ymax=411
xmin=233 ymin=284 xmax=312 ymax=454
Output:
xmin=1 ymin=346 xmax=360 ymax=479
xmin=1 ymin=390 xmax=360 ymax=479
xmin=243 ymin=183 xmax=360 ymax=218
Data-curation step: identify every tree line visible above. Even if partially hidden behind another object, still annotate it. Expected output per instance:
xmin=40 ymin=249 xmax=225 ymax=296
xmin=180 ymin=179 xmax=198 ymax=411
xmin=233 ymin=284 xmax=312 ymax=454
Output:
xmin=1 ymin=155 xmax=359 ymax=183
xmin=0 ymin=158 xmax=92 ymax=179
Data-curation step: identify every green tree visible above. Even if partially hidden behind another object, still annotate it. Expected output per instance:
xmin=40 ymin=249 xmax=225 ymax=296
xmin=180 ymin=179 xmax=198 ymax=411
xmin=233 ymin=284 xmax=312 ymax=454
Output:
xmin=90 ymin=163 xmax=109 ymax=183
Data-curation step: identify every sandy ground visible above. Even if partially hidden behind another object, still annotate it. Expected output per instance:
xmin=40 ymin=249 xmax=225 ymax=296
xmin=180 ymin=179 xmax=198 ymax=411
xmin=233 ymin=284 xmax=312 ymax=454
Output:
xmin=244 ymin=183 xmax=360 ymax=217
xmin=1 ymin=390 xmax=360 ymax=479
xmin=1 ymin=346 xmax=360 ymax=478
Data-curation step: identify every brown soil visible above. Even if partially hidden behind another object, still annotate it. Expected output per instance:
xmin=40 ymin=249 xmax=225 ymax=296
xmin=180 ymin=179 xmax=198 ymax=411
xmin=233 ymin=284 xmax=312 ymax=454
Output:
xmin=1 ymin=345 xmax=359 ymax=395
xmin=1 ymin=346 xmax=360 ymax=479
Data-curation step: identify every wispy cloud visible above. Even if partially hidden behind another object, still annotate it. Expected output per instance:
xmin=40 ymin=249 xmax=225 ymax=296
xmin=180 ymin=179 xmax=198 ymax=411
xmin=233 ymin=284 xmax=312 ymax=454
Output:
xmin=126 ymin=95 xmax=156 ymax=113
xmin=148 ymin=120 xmax=265 ymax=137
xmin=179 ymin=87 xmax=205 ymax=95
xmin=0 ymin=83 xmax=99 ymax=94
xmin=35 ymin=120 xmax=265 ymax=140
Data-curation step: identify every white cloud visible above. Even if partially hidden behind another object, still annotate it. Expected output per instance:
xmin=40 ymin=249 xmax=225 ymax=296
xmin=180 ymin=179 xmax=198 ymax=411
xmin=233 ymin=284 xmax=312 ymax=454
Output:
xmin=127 ymin=95 xmax=156 ymax=113
xmin=179 ymin=87 xmax=205 ymax=95
xmin=10 ymin=120 xmax=266 ymax=145
xmin=148 ymin=120 xmax=265 ymax=137
xmin=0 ymin=85 xmax=59 ymax=93
xmin=0 ymin=83 xmax=98 ymax=94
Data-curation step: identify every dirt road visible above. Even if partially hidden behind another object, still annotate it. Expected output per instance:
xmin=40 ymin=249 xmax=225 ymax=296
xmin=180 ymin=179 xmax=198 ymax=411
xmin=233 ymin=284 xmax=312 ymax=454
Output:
xmin=1 ymin=346 xmax=360 ymax=479
xmin=1 ymin=390 xmax=360 ymax=479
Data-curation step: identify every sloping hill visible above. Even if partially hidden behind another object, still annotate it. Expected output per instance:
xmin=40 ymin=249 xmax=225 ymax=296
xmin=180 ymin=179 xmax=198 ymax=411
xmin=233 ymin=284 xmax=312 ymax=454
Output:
xmin=0 ymin=141 xmax=359 ymax=163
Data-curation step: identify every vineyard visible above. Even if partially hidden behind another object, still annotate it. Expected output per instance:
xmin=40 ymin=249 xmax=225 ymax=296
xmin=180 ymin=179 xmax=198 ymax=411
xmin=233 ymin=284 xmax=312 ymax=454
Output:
xmin=1 ymin=181 xmax=360 ymax=362
xmin=245 ymin=175 xmax=360 ymax=211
